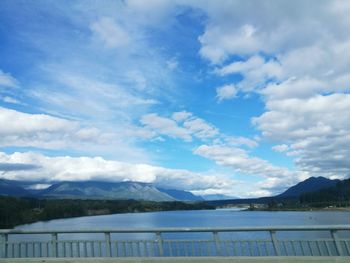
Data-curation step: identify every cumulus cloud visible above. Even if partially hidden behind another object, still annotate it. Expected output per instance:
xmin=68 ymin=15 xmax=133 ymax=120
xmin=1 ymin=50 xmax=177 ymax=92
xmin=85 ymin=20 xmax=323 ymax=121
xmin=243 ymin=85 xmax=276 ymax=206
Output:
xmin=0 ymin=107 xmax=134 ymax=154
xmin=195 ymin=1 xmax=350 ymax=63
xmin=0 ymin=107 xmax=78 ymax=149
xmin=253 ymin=94 xmax=350 ymax=178
xmin=216 ymin=84 xmax=237 ymax=102
xmin=192 ymin=0 xmax=350 ymax=181
xmin=199 ymin=23 xmax=260 ymax=63
xmin=261 ymin=77 xmax=328 ymax=100
xmin=0 ymin=151 xmax=237 ymax=193
xmin=216 ymin=56 xmax=282 ymax=92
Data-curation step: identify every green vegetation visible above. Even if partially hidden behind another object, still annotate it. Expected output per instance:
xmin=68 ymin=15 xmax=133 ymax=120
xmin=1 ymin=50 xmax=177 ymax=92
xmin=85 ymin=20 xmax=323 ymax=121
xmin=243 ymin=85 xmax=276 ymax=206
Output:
xmin=300 ymin=178 xmax=350 ymax=208
xmin=246 ymin=179 xmax=350 ymax=211
xmin=0 ymin=196 xmax=214 ymax=229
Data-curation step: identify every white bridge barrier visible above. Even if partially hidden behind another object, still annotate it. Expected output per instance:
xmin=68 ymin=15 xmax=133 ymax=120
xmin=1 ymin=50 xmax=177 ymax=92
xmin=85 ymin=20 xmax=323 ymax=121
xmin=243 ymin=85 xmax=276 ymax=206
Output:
xmin=1 ymin=225 xmax=350 ymax=258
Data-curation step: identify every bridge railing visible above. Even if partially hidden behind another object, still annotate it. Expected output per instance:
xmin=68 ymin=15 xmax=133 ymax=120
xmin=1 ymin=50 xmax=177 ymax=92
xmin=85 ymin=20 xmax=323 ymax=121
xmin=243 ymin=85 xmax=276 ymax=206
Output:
xmin=1 ymin=225 xmax=350 ymax=258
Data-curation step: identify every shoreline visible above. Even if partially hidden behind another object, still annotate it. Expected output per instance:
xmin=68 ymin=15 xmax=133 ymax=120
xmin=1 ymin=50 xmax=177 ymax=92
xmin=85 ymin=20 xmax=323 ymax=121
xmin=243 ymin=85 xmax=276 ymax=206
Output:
xmin=246 ymin=207 xmax=350 ymax=212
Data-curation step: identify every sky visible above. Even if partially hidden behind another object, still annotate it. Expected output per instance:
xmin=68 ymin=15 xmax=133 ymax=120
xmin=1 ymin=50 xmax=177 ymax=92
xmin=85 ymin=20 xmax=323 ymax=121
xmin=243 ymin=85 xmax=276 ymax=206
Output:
xmin=1 ymin=0 xmax=350 ymax=198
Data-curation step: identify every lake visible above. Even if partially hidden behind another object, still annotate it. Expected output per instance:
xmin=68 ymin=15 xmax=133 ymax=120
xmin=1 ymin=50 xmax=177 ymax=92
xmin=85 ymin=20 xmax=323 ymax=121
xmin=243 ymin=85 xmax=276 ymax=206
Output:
xmin=15 ymin=209 xmax=350 ymax=230
xmin=7 ymin=209 xmax=350 ymax=257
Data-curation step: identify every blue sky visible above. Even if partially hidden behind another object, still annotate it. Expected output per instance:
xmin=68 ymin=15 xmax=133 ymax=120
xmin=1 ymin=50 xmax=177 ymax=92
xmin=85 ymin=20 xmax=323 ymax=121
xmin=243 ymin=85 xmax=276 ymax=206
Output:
xmin=1 ymin=0 xmax=350 ymax=197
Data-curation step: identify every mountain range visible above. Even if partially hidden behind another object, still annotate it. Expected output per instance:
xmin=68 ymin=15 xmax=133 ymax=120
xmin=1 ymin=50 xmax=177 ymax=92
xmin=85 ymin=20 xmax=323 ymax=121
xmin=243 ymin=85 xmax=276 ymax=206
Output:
xmin=0 ymin=179 xmax=203 ymax=201
xmin=0 ymin=176 xmax=342 ymax=202
xmin=205 ymin=176 xmax=341 ymax=206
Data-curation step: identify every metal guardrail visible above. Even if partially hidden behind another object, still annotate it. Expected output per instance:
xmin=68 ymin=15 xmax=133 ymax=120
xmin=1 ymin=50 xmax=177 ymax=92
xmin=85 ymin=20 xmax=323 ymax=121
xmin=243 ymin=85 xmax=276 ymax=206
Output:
xmin=1 ymin=225 xmax=350 ymax=258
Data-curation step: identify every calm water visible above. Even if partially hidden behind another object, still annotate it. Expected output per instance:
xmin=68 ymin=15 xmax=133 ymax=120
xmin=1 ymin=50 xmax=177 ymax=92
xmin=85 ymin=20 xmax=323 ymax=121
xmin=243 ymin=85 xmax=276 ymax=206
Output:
xmin=8 ymin=209 xmax=350 ymax=255
xmin=16 ymin=209 xmax=350 ymax=230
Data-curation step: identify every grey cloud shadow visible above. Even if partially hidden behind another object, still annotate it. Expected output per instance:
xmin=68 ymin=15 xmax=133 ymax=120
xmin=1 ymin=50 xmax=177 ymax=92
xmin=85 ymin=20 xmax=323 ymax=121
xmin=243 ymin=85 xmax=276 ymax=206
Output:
xmin=0 ymin=163 xmax=41 ymax=172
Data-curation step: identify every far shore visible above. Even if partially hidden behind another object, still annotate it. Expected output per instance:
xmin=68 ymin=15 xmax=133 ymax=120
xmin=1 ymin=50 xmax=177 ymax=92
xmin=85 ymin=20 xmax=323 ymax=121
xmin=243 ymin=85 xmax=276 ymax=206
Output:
xmin=245 ymin=207 xmax=350 ymax=212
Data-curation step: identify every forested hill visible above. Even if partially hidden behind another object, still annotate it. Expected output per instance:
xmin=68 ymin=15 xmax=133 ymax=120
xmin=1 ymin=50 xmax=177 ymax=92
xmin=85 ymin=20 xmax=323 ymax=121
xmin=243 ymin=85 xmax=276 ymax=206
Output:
xmin=300 ymin=178 xmax=350 ymax=205
xmin=0 ymin=196 xmax=214 ymax=229
xmin=278 ymin=176 xmax=339 ymax=198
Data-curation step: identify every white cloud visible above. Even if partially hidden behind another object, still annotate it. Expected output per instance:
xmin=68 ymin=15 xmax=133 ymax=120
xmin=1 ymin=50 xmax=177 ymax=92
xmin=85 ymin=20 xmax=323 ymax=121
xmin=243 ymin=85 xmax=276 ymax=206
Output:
xmin=0 ymin=107 xmax=77 ymax=136
xmin=191 ymin=0 xmax=350 ymax=182
xmin=0 ymin=107 xmax=148 ymax=162
xmin=90 ymin=17 xmax=130 ymax=49
xmin=0 ymin=106 xmax=103 ymax=149
xmin=140 ymin=113 xmax=192 ymax=141
xmin=140 ymin=112 xmax=218 ymax=141
xmin=0 ymin=70 xmax=19 ymax=88
xmin=183 ymin=117 xmax=219 ymax=139
xmin=194 ymin=144 xmax=294 ymax=179
xmin=171 ymin=111 xmax=192 ymax=122
xmin=216 ymin=56 xmax=264 ymax=76
xmin=216 ymin=84 xmax=237 ymax=102
xmin=225 ymin=136 xmax=258 ymax=148
xmin=0 ymin=151 xmax=237 ymax=192
xmin=199 ymin=23 xmax=260 ymax=63
xmin=253 ymin=94 xmax=350 ymax=177
xmin=261 ymin=77 xmax=327 ymax=100
xmin=2 ymin=96 xmax=21 ymax=104
xmin=194 ymin=144 xmax=308 ymax=195
xmin=272 ymin=144 xmax=289 ymax=153
xmin=215 ymin=56 xmax=282 ymax=92
xmin=195 ymin=1 xmax=350 ymax=64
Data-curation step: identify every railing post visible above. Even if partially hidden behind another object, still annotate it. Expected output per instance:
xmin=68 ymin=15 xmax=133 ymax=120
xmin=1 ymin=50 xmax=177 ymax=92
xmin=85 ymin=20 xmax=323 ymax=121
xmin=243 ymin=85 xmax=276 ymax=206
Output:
xmin=213 ymin=231 xmax=222 ymax=256
xmin=331 ymin=230 xmax=344 ymax=255
xmin=51 ymin=233 xmax=58 ymax=257
xmin=0 ymin=233 xmax=7 ymax=258
xmin=105 ymin=232 xmax=111 ymax=257
xmin=156 ymin=232 xmax=164 ymax=256
xmin=270 ymin=230 xmax=280 ymax=256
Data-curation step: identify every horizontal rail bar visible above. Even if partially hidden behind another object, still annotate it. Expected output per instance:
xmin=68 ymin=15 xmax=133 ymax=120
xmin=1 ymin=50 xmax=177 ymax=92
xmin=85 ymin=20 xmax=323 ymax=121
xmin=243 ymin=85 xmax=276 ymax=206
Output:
xmin=2 ymin=225 xmax=350 ymax=234
xmin=1 ymin=257 xmax=350 ymax=262
xmin=2 ymin=225 xmax=350 ymax=258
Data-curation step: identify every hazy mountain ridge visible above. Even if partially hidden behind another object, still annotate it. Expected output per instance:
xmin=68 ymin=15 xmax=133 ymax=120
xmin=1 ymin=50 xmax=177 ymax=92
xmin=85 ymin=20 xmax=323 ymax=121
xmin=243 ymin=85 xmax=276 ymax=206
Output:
xmin=0 ymin=179 xmax=32 ymax=197
xmin=0 ymin=179 xmax=202 ymax=202
xmin=0 ymin=176 xmax=343 ymax=203
xmin=157 ymin=188 xmax=204 ymax=201
xmin=40 ymin=181 xmax=176 ymax=201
